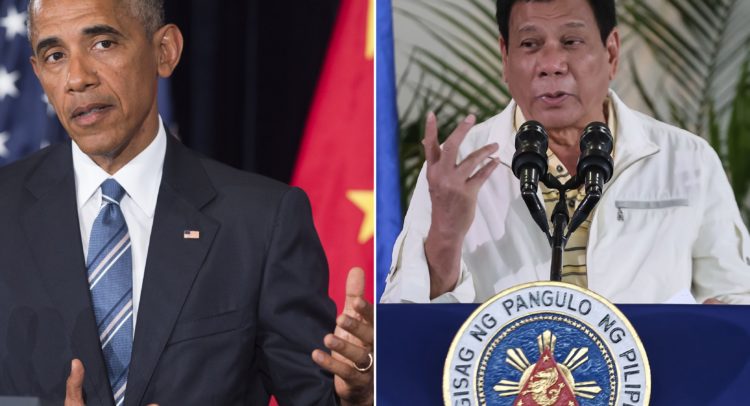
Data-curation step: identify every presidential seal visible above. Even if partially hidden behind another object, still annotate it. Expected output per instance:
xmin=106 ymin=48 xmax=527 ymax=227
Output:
xmin=443 ymin=282 xmax=650 ymax=406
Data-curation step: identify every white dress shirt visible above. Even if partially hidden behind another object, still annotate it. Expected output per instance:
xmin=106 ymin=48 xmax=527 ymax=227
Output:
xmin=73 ymin=117 xmax=167 ymax=329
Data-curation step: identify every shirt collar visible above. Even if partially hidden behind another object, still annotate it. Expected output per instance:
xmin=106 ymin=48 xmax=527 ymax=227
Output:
xmin=72 ymin=116 xmax=167 ymax=218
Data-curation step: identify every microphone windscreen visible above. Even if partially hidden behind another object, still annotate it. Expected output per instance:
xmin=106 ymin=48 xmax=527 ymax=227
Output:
xmin=512 ymin=120 xmax=549 ymax=179
xmin=577 ymin=122 xmax=614 ymax=183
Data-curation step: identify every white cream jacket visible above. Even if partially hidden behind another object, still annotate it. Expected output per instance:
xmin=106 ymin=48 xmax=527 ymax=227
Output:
xmin=382 ymin=91 xmax=750 ymax=304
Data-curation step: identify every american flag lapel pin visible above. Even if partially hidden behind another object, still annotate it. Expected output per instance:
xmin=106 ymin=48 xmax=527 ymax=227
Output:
xmin=183 ymin=230 xmax=200 ymax=239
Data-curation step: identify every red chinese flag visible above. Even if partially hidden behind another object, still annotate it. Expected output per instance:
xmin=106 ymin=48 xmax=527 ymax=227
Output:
xmin=292 ymin=0 xmax=374 ymax=311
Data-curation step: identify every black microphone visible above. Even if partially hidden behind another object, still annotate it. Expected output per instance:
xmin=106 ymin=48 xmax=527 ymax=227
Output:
xmin=512 ymin=120 xmax=550 ymax=236
xmin=512 ymin=120 xmax=548 ymax=193
xmin=566 ymin=122 xmax=614 ymax=238
xmin=577 ymin=122 xmax=614 ymax=195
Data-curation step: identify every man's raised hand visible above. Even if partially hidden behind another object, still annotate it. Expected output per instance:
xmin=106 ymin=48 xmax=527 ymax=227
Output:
xmin=312 ymin=268 xmax=373 ymax=405
xmin=423 ymin=113 xmax=499 ymax=299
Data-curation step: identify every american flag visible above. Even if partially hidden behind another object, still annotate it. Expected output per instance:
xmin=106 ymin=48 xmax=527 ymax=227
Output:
xmin=183 ymin=230 xmax=200 ymax=240
xmin=0 ymin=0 xmax=67 ymax=166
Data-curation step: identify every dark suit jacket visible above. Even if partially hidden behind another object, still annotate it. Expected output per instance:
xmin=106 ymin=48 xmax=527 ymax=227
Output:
xmin=0 ymin=136 xmax=337 ymax=405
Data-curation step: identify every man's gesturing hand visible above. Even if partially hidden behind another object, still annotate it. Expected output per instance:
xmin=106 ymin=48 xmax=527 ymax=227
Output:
xmin=64 ymin=359 xmax=85 ymax=406
xmin=65 ymin=359 xmax=158 ymax=406
xmin=312 ymin=268 xmax=373 ymax=406
xmin=423 ymin=113 xmax=499 ymax=299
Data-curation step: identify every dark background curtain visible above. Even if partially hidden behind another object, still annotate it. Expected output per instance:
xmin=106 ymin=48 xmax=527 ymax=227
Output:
xmin=163 ymin=1 xmax=340 ymax=183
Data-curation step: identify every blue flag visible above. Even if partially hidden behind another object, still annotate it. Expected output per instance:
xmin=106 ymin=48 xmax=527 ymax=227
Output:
xmin=0 ymin=0 xmax=67 ymax=165
xmin=376 ymin=0 xmax=402 ymax=301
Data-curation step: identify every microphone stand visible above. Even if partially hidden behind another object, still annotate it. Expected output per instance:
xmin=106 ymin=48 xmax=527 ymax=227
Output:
xmin=539 ymin=173 xmax=584 ymax=282
xmin=515 ymin=121 xmax=613 ymax=282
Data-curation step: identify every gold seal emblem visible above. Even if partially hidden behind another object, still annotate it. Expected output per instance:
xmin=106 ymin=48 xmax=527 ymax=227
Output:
xmin=443 ymin=282 xmax=650 ymax=406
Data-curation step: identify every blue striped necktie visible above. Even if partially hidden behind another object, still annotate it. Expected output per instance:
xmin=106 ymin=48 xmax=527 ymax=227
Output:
xmin=87 ymin=179 xmax=133 ymax=406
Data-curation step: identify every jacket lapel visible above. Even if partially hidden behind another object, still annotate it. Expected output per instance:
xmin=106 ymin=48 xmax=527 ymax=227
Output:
xmin=125 ymin=136 xmax=219 ymax=406
xmin=21 ymin=144 xmax=113 ymax=406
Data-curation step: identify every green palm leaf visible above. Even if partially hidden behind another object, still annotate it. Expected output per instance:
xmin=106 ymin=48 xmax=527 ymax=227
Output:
xmin=620 ymin=0 xmax=750 ymax=134
xmin=395 ymin=0 xmax=509 ymax=203
xmin=620 ymin=0 xmax=750 ymax=215
xmin=727 ymin=57 xmax=750 ymax=217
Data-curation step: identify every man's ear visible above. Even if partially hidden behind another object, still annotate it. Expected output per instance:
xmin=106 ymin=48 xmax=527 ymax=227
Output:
xmin=499 ymin=36 xmax=509 ymax=84
xmin=153 ymin=24 xmax=184 ymax=78
xmin=605 ymin=27 xmax=620 ymax=80
xmin=29 ymin=55 xmax=40 ymax=79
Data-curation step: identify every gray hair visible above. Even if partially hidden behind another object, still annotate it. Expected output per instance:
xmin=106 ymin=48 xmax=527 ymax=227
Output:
xmin=28 ymin=0 xmax=165 ymax=42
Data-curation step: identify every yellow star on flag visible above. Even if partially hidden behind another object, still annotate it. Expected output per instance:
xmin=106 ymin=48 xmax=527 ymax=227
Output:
xmin=346 ymin=190 xmax=374 ymax=243
xmin=366 ymin=0 xmax=374 ymax=60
